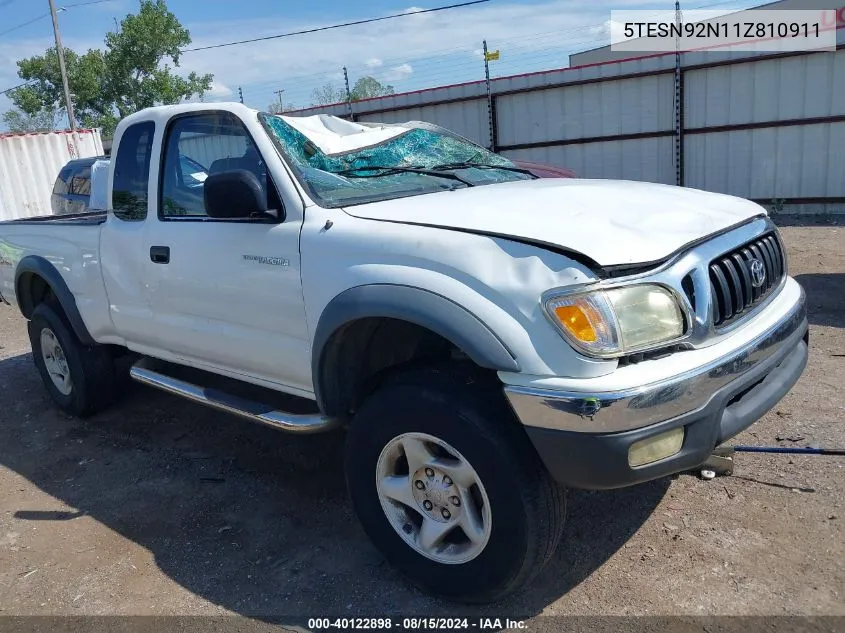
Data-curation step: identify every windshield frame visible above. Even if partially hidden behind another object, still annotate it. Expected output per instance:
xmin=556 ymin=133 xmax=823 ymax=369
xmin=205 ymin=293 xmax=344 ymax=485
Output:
xmin=257 ymin=112 xmax=528 ymax=209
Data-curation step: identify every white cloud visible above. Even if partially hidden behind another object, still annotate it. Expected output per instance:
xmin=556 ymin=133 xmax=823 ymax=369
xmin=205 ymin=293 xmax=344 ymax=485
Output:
xmin=2 ymin=0 xmax=765 ymax=117
xmin=207 ymin=81 xmax=233 ymax=97
xmin=400 ymin=5 xmax=438 ymax=26
xmin=180 ymin=0 xmax=624 ymax=100
xmin=382 ymin=63 xmax=413 ymax=82
xmin=605 ymin=19 xmax=627 ymax=42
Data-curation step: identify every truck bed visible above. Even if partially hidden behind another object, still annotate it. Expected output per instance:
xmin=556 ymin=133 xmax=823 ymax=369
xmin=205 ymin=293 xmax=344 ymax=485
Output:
xmin=0 ymin=211 xmax=108 ymax=312
xmin=0 ymin=211 xmax=107 ymax=226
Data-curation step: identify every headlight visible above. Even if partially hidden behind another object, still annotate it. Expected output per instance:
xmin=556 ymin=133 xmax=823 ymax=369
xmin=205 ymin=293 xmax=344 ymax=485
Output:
xmin=544 ymin=284 xmax=686 ymax=358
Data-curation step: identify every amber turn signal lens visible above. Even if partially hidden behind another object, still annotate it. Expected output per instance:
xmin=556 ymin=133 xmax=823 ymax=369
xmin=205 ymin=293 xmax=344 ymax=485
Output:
xmin=553 ymin=305 xmax=597 ymax=342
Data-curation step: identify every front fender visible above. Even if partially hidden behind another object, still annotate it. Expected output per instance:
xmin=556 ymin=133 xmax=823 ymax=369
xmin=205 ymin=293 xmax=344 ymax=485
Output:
xmin=312 ymin=284 xmax=519 ymax=410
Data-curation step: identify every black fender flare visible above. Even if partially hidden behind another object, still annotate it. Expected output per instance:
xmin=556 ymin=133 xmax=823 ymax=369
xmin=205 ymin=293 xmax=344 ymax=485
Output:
xmin=15 ymin=255 xmax=96 ymax=346
xmin=312 ymin=284 xmax=519 ymax=411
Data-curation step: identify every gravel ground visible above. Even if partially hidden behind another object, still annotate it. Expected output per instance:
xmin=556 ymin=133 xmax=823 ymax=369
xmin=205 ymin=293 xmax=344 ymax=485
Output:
xmin=0 ymin=225 xmax=842 ymax=623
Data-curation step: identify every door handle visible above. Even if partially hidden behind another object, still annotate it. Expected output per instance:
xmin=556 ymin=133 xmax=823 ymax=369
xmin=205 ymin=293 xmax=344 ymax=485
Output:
xmin=150 ymin=246 xmax=170 ymax=264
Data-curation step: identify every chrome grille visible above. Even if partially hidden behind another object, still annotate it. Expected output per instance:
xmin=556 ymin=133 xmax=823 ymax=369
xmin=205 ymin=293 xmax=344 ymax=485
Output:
xmin=709 ymin=232 xmax=785 ymax=327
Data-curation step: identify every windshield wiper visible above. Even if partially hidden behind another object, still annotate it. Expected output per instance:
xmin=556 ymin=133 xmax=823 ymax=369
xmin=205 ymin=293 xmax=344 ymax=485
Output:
xmin=331 ymin=165 xmax=475 ymax=187
xmin=428 ymin=161 xmax=538 ymax=179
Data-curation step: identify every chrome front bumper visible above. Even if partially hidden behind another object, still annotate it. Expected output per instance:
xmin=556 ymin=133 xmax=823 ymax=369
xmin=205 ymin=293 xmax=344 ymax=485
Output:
xmin=505 ymin=288 xmax=807 ymax=435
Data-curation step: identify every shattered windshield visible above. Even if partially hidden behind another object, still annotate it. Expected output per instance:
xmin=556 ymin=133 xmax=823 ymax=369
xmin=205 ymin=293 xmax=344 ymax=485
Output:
xmin=260 ymin=113 xmax=534 ymax=207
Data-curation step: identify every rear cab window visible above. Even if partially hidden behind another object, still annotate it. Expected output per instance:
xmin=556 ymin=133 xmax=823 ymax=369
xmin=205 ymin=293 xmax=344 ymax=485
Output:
xmin=70 ymin=165 xmax=92 ymax=195
xmin=52 ymin=166 xmax=73 ymax=195
xmin=112 ymin=121 xmax=155 ymax=221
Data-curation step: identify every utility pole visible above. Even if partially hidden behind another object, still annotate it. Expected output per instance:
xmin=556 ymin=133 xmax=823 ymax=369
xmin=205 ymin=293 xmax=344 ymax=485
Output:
xmin=274 ymin=88 xmax=285 ymax=112
xmin=342 ymin=66 xmax=354 ymax=121
xmin=48 ymin=0 xmax=76 ymax=131
xmin=674 ymin=0 xmax=683 ymax=187
xmin=482 ymin=39 xmax=495 ymax=152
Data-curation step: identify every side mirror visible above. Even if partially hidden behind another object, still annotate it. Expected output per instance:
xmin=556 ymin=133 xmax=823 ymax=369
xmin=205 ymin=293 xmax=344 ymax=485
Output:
xmin=204 ymin=169 xmax=266 ymax=219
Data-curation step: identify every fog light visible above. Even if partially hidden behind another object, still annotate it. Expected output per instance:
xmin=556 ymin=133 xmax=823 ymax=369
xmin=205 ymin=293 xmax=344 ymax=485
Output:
xmin=628 ymin=427 xmax=684 ymax=467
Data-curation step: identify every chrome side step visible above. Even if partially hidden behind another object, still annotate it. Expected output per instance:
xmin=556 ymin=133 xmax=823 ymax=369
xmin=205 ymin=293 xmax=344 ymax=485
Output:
xmin=129 ymin=359 xmax=339 ymax=434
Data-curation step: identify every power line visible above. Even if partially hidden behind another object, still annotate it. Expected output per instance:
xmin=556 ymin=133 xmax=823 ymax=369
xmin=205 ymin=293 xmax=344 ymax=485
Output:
xmin=0 ymin=0 xmax=117 ymax=95
xmin=0 ymin=11 xmax=51 ymax=39
xmin=0 ymin=0 xmax=116 ymax=40
xmin=235 ymin=0 xmax=756 ymax=98
xmin=0 ymin=80 xmax=35 ymax=95
xmin=2 ymin=0 xmax=762 ymax=105
xmin=62 ymin=0 xmax=116 ymax=8
xmin=183 ymin=0 xmax=493 ymax=53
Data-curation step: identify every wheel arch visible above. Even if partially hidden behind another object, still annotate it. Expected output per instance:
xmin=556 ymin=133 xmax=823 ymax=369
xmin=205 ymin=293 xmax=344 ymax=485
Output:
xmin=312 ymin=284 xmax=519 ymax=417
xmin=15 ymin=255 xmax=96 ymax=346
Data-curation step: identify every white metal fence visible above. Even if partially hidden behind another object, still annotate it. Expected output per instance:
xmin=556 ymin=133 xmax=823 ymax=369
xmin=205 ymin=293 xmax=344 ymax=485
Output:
xmin=288 ymin=36 xmax=845 ymax=215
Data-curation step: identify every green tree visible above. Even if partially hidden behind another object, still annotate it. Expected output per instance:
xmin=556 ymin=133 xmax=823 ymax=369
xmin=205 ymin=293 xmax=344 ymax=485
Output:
xmin=2 ymin=107 xmax=60 ymax=133
xmin=350 ymin=76 xmax=394 ymax=101
xmin=9 ymin=47 xmax=109 ymax=132
xmin=310 ymin=82 xmax=346 ymax=106
xmin=4 ymin=0 xmax=211 ymax=137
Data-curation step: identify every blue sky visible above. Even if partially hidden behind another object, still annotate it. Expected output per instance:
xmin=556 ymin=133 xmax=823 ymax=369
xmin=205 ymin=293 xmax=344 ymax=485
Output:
xmin=0 ymin=0 xmax=762 ymax=124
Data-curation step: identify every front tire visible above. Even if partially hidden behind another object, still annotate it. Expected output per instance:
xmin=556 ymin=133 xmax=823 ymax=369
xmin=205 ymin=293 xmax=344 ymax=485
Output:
xmin=28 ymin=301 xmax=116 ymax=417
xmin=345 ymin=367 xmax=565 ymax=603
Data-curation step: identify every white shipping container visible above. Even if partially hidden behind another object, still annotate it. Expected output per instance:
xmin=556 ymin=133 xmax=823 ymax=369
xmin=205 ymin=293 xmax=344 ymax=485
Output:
xmin=0 ymin=129 xmax=105 ymax=221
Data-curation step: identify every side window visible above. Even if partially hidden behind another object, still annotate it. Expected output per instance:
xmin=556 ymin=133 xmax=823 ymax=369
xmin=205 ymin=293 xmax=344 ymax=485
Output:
xmin=70 ymin=166 xmax=92 ymax=195
xmin=112 ymin=121 xmax=154 ymax=221
xmin=53 ymin=166 xmax=72 ymax=195
xmin=160 ymin=112 xmax=282 ymax=219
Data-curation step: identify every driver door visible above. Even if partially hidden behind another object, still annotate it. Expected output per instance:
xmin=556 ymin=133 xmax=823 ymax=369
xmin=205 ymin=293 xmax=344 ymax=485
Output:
xmin=143 ymin=111 xmax=312 ymax=392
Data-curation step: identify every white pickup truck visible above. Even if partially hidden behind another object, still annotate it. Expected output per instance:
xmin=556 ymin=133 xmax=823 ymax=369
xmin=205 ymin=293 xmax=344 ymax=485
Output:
xmin=0 ymin=103 xmax=808 ymax=602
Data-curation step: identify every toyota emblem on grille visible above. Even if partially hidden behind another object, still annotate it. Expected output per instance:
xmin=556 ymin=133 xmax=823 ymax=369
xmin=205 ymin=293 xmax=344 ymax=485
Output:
xmin=749 ymin=259 xmax=766 ymax=288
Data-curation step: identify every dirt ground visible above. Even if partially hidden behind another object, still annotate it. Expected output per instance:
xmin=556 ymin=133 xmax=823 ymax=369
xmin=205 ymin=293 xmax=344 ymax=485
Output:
xmin=0 ymin=224 xmax=843 ymax=624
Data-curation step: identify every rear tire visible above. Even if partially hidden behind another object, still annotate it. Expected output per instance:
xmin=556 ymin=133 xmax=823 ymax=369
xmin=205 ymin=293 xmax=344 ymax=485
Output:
xmin=345 ymin=366 xmax=565 ymax=603
xmin=28 ymin=301 xmax=117 ymax=417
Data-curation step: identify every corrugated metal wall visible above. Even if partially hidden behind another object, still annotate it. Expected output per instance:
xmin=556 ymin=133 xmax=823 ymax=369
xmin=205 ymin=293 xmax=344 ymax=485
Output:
xmin=684 ymin=52 xmax=845 ymax=127
xmin=504 ymin=137 xmax=676 ymax=184
xmin=178 ymin=132 xmax=248 ymax=170
xmin=683 ymin=49 xmax=845 ymax=208
xmin=495 ymin=72 xmax=676 ymax=184
xmin=0 ymin=130 xmax=104 ymax=220
xmin=289 ymin=43 xmax=845 ymax=214
xmin=496 ymin=74 xmax=674 ymax=146
xmin=357 ymin=99 xmax=492 ymax=149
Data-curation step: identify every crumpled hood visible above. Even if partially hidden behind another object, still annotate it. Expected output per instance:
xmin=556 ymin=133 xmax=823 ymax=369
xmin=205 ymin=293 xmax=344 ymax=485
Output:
xmin=342 ymin=178 xmax=766 ymax=267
